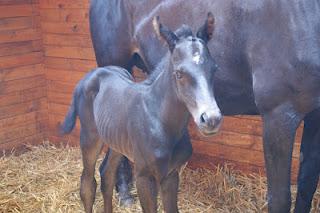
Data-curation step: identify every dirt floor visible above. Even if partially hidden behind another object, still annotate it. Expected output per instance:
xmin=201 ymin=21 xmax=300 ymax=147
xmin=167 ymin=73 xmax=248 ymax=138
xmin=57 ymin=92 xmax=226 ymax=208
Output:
xmin=0 ymin=143 xmax=319 ymax=213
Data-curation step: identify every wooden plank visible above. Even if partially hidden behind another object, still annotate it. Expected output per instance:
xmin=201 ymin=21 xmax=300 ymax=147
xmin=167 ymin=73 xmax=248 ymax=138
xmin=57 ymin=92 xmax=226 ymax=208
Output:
xmin=48 ymin=102 xmax=70 ymax=116
xmin=44 ymin=57 xmax=96 ymax=71
xmin=189 ymin=120 xmax=301 ymax=158
xmin=0 ymin=133 xmax=44 ymax=152
xmin=0 ymin=86 xmax=46 ymax=107
xmin=0 ymin=75 xmax=46 ymax=94
xmin=46 ymin=68 xmax=86 ymax=83
xmin=39 ymin=0 xmax=89 ymax=9
xmin=0 ymin=4 xmax=36 ymax=18
xmin=44 ymin=45 xmax=95 ymax=60
xmin=188 ymin=153 xmax=264 ymax=175
xmin=191 ymin=139 xmax=299 ymax=170
xmin=231 ymin=116 xmax=303 ymax=140
xmin=132 ymin=68 xmax=147 ymax=80
xmin=41 ymin=21 xmax=89 ymax=34
xmin=188 ymin=117 xmax=263 ymax=137
xmin=0 ymin=28 xmax=41 ymax=43
xmin=0 ymin=110 xmax=47 ymax=131
xmin=234 ymin=115 xmax=262 ymax=122
xmin=0 ymin=0 xmax=38 ymax=5
xmin=219 ymin=116 xmax=263 ymax=136
xmin=0 ymin=119 xmax=46 ymax=143
xmin=0 ymin=97 xmax=47 ymax=120
xmin=40 ymin=8 xmax=88 ymax=22
xmin=43 ymin=33 xmax=92 ymax=47
xmin=0 ymin=40 xmax=42 ymax=56
xmin=47 ymin=92 xmax=72 ymax=106
xmin=0 ymin=51 xmax=43 ymax=69
xmin=47 ymin=80 xmax=76 ymax=93
xmin=0 ymin=64 xmax=44 ymax=81
xmin=189 ymin=126 xmax=262 ymax=150
xmin=192 ymin=139 xmax=259 ymax=167
xmin=0 ymin=16 xmax=40 ymax=31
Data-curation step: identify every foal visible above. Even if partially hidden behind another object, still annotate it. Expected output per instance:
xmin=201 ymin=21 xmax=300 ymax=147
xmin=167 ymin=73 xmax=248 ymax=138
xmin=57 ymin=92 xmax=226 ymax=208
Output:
xmin=61 ymin=14 xmax=222 ymax=213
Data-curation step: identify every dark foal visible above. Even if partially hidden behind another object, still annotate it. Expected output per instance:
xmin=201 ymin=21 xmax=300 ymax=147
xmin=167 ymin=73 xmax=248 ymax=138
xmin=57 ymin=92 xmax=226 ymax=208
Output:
xmin=61 ymin=15 xmax=222 ymax=213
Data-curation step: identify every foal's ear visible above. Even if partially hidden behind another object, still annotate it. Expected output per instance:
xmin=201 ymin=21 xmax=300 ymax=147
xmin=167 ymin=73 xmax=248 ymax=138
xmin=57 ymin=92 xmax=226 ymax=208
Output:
xmin=153 ymin=16 xmax=179 ymax=52
xmin=196 ymin=12 xmax=215 ymax=43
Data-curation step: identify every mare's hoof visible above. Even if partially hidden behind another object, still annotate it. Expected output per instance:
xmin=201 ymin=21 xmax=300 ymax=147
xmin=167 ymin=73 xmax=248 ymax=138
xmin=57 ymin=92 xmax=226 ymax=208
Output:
xmin=119 ymin=195 xmax=134 ymax=207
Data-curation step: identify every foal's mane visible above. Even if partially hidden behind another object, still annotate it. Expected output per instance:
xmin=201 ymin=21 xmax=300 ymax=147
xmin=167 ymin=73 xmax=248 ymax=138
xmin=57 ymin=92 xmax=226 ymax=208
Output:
xmin=141 ymin=24 xmax=193 ymax=86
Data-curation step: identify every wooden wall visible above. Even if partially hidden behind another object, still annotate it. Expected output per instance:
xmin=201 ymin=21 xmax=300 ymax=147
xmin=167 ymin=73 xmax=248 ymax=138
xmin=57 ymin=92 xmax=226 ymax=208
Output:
xmin=0 ymin=0 xmax=303 ymax=177
xmin=0 ymin=0 xmax=48 ymax=151
xmin=39 ymin=0 xmax=94 ymax=145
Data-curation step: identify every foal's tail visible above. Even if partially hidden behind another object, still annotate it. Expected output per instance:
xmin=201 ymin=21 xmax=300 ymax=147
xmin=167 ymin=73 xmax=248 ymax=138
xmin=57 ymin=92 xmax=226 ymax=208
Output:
xmin=59 ymin=87 xmax=79 ymax=135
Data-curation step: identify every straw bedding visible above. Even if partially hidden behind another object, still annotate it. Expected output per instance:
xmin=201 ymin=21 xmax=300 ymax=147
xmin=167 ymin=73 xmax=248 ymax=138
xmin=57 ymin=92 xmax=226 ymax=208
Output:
xmin=0 ymin=143 xmax=319 ymax=213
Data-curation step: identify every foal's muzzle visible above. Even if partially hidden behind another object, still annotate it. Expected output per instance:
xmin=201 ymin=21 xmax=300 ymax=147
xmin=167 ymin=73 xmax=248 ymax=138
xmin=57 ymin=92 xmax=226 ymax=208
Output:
xmin=198 ymin=110 xmax=222 ymax=136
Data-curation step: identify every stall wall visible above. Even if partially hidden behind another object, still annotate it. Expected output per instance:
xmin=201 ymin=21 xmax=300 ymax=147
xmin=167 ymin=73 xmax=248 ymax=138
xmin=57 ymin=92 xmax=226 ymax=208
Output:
xmin=0 ymin=0 xmax=48 ymax=150
xmin=38 ymin=0 xmax=94 ymax=145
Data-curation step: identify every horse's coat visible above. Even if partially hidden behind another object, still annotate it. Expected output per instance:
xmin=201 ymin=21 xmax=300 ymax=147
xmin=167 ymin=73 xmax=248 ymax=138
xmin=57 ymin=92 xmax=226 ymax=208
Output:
xmin=89 ymin=0 xmax=320 ymax=212
xmin=62 ymin=16 xmax=221 ymax=213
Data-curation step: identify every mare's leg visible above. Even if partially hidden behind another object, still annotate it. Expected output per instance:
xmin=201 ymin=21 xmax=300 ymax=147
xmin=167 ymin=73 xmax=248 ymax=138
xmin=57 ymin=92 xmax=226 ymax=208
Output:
xmin=80 ymin=128 xmax=103 ymax=213
xmin=295 ymin=108 xmax=320 ymax=213
xmin=261 ymin=105 xmax=303 ymax=213
xmin=99 ymin=149 xmax=123 ymax=213
xmin=160 ymin=170 xmax=179 ymax=213
xmin=100 ymin=154 xmax=134 ymax=207
xmin=136 ymin=174 xmax=158 ymax=213
xmin=115 ymin=157 xmax=134 ymax=206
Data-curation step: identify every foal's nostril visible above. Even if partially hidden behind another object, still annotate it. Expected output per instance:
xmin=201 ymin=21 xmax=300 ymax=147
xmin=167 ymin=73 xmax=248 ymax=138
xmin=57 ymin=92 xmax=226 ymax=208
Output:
xmin=200 ymin=112 xmax=208 ymax=124
xmin=214 ymin=115 xmax=222 ymax=125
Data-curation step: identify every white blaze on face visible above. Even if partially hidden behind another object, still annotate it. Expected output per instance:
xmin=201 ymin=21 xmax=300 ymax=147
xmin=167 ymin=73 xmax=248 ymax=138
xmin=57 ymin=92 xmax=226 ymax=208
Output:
xmin=189 ymin=75 xmax=221 ymax=125
xmin=192 ymin=51 xmax=203 ymax=65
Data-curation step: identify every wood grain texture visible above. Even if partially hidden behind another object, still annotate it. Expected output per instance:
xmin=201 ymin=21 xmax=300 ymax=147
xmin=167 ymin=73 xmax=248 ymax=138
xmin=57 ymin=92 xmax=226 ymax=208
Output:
xmin=0 ymin=0 xmax=46 ymax=150
xmin=40 ymin=8 xmax=88 ymax=22
xmin=0 ymin=4 xmax=37 ymax=18
xmin=39 ymin=0 xmax=89 ymax=9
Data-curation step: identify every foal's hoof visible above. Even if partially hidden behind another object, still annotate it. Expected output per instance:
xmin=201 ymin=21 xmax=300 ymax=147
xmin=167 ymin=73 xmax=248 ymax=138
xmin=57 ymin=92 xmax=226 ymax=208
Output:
xmin=119 ymin=195 xmax=134 ymax=207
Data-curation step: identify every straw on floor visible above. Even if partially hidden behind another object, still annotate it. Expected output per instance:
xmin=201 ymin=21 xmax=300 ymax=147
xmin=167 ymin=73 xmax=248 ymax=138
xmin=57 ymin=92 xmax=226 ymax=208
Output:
xmin=0 ymin=143 xmax=319 ymax=213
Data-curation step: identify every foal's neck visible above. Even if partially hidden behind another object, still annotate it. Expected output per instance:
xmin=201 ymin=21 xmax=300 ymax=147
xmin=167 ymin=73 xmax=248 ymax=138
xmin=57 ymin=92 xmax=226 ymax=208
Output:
xmin=148 ymin=54 xmax=189 ymax=138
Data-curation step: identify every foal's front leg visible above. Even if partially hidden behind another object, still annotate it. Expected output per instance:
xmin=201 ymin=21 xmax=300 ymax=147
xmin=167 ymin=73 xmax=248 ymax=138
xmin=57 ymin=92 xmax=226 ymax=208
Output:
xmin=136 ymin=174 xmax=158 ymax=213
xmin=99 ymin=149 xmax=123 ymax=213
xmin=160 ymin=170 xmax=179 ymax=213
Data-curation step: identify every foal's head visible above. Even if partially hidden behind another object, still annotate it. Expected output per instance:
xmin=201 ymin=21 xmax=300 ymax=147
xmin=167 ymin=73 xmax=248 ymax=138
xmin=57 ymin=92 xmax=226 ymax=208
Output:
xmin=154 ymin=13 xmax=222 ymax=136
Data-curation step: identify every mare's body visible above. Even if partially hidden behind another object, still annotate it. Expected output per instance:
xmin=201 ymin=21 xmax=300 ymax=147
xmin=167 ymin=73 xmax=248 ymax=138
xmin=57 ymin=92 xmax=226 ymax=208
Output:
xmin=89 ymin=0 xmax=320 ymax=212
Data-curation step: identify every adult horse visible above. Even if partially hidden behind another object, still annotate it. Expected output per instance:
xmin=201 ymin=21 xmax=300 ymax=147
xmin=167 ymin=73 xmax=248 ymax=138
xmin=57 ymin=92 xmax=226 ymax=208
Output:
xmin=89 ymin=0 xmax=320 ymax=212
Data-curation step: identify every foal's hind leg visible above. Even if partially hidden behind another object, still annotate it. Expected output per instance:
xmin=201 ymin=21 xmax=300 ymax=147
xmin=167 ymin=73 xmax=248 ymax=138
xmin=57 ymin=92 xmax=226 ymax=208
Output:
xmin=99 ymin=149 xmax=122 ymax=213
xmin=80 ymin=129 xmax=103 ymax=213
xmin=295 ymin=108 xmax=320 ymax=213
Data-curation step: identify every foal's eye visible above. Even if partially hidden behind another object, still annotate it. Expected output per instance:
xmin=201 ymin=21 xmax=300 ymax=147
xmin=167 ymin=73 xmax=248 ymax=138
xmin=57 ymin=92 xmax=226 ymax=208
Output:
xmin=175 ymin=70 xmax=183 ymax=79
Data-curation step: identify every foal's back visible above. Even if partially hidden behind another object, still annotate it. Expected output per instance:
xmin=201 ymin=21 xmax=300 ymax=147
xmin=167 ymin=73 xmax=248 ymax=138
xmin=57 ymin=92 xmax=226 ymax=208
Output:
xmin=89 ymin=66 xmax=153 ymax=160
